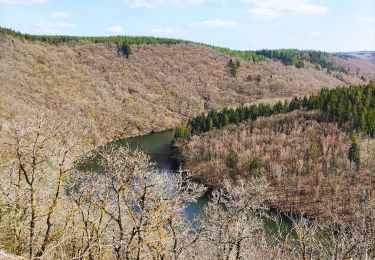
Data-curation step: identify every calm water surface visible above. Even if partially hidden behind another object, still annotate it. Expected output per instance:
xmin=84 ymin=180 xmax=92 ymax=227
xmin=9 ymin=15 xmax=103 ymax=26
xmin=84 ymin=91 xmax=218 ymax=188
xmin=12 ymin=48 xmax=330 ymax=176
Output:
xmin=116 ymin=130 xmax=295 ymax=237
xmin=117 ymin=130 xmax=207 ymax=221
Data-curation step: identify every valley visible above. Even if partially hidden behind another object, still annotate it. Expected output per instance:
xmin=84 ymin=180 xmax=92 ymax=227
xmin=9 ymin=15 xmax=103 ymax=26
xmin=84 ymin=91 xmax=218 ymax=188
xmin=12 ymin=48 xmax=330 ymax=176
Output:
xmin=0 ymin=27 xmax=375 ymax=259
xmin=1 ymin=28 xmax=373 ymax=145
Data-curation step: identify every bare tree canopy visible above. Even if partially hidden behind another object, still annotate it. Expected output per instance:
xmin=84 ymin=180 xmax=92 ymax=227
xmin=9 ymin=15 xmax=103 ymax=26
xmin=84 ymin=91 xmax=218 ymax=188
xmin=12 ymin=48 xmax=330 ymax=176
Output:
xmin=0 ymin=114 xmax=374 ymax=259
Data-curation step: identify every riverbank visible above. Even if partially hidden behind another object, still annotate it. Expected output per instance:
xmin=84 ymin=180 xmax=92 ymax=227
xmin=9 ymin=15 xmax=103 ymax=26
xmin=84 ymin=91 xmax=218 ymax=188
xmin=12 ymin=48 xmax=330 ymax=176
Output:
xmin=175 ymin=111 xmax=375 ymax=221
xmin=81 ymin=117 xmax=374 ymax=222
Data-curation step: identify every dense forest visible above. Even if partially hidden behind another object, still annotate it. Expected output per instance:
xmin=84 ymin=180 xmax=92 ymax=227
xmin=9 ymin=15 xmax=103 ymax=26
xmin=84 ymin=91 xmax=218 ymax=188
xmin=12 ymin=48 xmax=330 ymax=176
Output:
xmin=0 ymin=27 xmax=192 ymax=45
xmin=175 ymin=83 xmax=375 ymax=139
xmin=255 ymin=49 xmax=349 ymax=72
xmin=216 ymin=47 xmax=266 ymax=63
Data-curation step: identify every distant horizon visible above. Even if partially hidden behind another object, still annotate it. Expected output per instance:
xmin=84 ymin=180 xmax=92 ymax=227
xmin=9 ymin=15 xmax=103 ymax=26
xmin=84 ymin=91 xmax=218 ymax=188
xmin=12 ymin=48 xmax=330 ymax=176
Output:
xmin=1 ymin=0 xmax=374 ymax=52
xmin=2 ymin=26 xmax=374 ymax=54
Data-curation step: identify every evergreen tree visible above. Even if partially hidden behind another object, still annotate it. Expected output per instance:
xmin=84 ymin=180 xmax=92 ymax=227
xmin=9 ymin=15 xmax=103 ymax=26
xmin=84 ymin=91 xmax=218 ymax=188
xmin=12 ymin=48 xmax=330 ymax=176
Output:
xmin=308 ymin=135 xmax=318 ymax=160
xmin=288 ymin=97 xmax=301 ymax=112
xmin=226 ymin=149 xmax=239 ymax=178
xmin=227 ymin=59 xmax=240 ymax=77
xmin=178 ymin=83 xmax=375 ymax=140
xmin=119 ymin=43 xmax=131 ymax=58
xmin=248 ymin=155 xmax=262 ymax=176
xmin=273 ymin=101 xmax=284 ymax=114
xmin=348 ymin=130 xmax=361 ymax=170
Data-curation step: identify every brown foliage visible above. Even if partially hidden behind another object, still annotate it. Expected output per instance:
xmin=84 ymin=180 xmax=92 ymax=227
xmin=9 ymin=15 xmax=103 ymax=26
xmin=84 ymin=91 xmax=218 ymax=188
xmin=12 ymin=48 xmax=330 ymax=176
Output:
xmin=0 ymin=33 xmax=368 ymax=144
xmin=177 ymin=111 xmax=375 ymax=220
xmin=0 ymin=114 xmax=374 ymax=259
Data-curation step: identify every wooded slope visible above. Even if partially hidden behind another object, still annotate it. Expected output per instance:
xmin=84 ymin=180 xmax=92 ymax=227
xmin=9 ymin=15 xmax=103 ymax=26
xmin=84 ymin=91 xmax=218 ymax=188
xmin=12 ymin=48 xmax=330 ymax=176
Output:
xmin=0 ymin=31 xmax=372 ymax=143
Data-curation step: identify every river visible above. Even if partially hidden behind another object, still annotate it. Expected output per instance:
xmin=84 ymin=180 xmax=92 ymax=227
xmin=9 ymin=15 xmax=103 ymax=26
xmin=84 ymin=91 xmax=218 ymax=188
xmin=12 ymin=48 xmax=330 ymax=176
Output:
xmin=115 ymin=130 xmax=208 ymax=221
xmin=114 ymin=130 xmax=295 ymax=238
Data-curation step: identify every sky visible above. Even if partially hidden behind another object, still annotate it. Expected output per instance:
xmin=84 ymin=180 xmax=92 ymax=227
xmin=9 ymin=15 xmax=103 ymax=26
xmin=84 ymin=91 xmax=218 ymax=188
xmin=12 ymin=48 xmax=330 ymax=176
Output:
xmin=0 ymin=0 xmax=374 ymax=52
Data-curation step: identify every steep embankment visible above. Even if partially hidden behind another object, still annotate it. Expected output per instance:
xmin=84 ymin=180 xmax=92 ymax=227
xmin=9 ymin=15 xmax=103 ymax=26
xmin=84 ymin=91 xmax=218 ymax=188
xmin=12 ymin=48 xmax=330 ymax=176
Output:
xmin=0 ymin=31 xmax=370 ymax=143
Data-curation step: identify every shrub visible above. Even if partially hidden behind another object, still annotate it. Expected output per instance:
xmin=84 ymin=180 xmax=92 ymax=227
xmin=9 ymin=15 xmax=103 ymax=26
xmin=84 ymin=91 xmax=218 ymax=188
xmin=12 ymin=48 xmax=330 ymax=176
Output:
xmin=174 ymin=125 xmax=191 ymax=139
xmin=256 ymin=74 xmax=262 ymax=83
xmin=248 ymin=155 xmax=262 ymax=176
xmin=296 ymin=60 xmax=304 ymax=68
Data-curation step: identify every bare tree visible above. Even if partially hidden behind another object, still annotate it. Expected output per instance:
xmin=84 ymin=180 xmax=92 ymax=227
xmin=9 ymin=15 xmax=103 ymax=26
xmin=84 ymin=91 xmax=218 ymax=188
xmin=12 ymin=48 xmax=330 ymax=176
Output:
xmin=0 ymin=114 xmax=85 ymax=258
xmin=196 ymin=178 xmax=276 ymax=259
xmin=69 ymin=146 xmax=206 ymax=259
xmin=1 ymin=114 xmax=374 ymax=259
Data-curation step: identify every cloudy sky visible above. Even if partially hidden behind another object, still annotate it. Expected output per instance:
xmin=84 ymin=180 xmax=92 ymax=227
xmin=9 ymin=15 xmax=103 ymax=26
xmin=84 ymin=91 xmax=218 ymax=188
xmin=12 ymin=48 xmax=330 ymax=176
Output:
xmin=1 ymin=0 xmax=374 ymax=51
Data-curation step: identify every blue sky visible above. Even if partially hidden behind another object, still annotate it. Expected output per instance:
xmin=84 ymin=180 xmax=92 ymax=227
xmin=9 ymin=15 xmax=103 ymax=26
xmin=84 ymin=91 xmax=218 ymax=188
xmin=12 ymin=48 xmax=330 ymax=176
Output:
xmin=1 ymin=0 xmax=374 ymax=51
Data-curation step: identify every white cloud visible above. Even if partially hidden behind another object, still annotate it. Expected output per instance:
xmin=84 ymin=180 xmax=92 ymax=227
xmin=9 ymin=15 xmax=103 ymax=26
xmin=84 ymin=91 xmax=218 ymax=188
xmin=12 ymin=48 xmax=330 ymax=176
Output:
xmin=126 ymin=0 xmax=219 ymax=8
xmin=0 ymin=0 xmax=47 ymax=4
xmin=126 ymin=0 xmax=154 ymax=8
xmin=245 ymin=0 xmax=327 ymax=19
xmin=307 ymin=31 xmax=320 ymax=37
xmin=358 ymin=16 xmax=375 ymax=22
xmin=35 ymin=22 xmax=75 ymax=34
xmin=50 ymin=12 xmax=72 ymax=18
xmin=247 ymin=8 xmax=279 ymax=19
xmin=190 ymin=20 xmax=235 ymax=28
xmin=105 ymin=26 xmax=123 ymax=33
xmin=151 ymin=27 xmax=181 ymax=35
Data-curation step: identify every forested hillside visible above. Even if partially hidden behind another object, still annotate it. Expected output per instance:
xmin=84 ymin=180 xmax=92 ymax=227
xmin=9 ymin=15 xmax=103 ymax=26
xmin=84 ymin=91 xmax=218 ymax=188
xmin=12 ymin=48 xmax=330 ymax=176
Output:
xmin=177 ymin=110 xmax=375 ymax=219
xmin=0 ymin=28 xmax=373 ymax=144
xmin=175 ymin=83 xmax=375 ymax=219
xmin=175 ymin=84 xmax=375 ymax=138
xmin=1 ymin=27 xmax=375 ymax=259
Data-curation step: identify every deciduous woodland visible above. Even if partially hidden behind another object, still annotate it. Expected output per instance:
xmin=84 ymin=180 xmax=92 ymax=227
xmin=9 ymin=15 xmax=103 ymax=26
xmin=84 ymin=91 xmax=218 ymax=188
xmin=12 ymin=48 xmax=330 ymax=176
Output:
xmin=1 ymin=28 xmax=374 ymax=142
xmin=0 ymin=29 xmax=375 ymax=259
xmin=176 ymin=83 xmax=375 ymax=216
xmin=177 ymin=111 xmax=375 ymax=217
xmin=1 ymin=115 xmax=375 ymax=259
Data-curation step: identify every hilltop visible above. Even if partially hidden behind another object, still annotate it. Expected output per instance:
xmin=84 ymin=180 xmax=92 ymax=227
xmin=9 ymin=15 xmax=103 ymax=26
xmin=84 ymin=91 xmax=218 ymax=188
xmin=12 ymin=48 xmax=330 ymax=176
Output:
xmin=0 ymin=28 xmax=374 ymax=143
